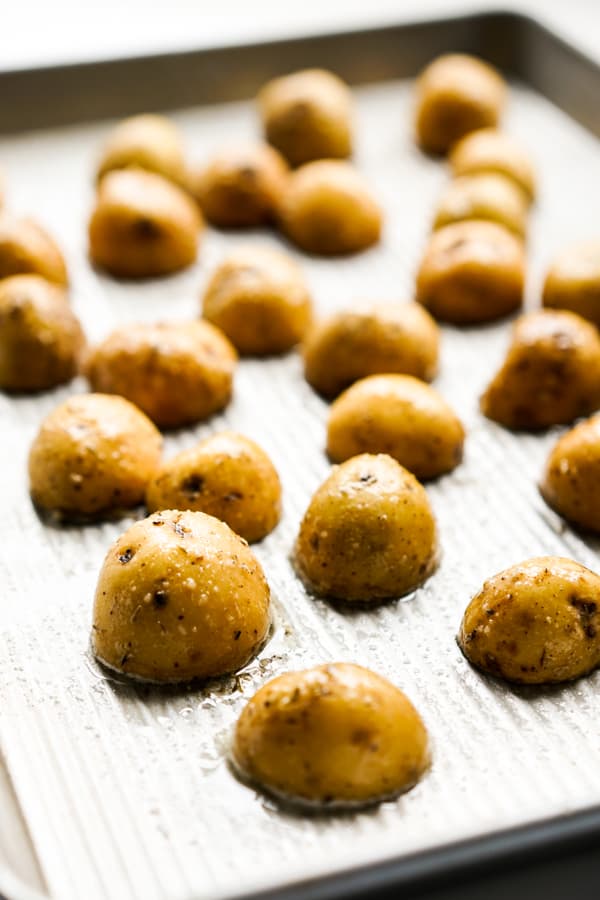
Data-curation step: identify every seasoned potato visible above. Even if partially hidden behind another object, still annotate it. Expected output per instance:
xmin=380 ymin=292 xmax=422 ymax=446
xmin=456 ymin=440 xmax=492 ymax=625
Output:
xmin=278 ymin=160 xmax=382 ymax=256
xmin=0 ymin=275 xmax=85 ymax=392
xmin=192 ymin=144 xmax=288 ymax=228
xmin=432 ymin=173 xmax=528 ymax=239
xmin=540 ymin=415 xmax=600 ymax=533
xmin=415 ymin=54 xmax=506 ymax=155
xmin=258 ymin=68 xmax=352 ymax=167
xmin=146 ymin=432 xmax=281 ymax=542
xmin=416 ymin=220 xmax=525 ymax=324
xmin=449 ymin=128 xmax=536 ymax=202
xmin=327 ymin=374 xmax=464 ymax=480
xmin=303 ymin=302 xmax=439 ymax=399
xmin=232 ymin=662 xmax=429 ymax=808
xmin=0 ymin=214 xmax=68 ymax=285
xmin=92 ymin=509 xmax=270 ymax=682
xmin=295 ymin=453 xmax=438 ymax=602
xmin=96 ymin=114 xmax=187 ymax=186
xmin=85 ymin=320 xmax=236 ymax=429
xmin=481 ymin=310 xmax=600 ymax=430
xmin=88 ymin=168 xmax=201 ymax=278
xmin=202 ymin=245 xmax=312 ymax=355
xmin=28 ymin=393 xmax=162 ymax=521
xmin=542 ymin=241 xmax=600 ymax=327
xmin=458 ymin=557 xmax=600 ymax=684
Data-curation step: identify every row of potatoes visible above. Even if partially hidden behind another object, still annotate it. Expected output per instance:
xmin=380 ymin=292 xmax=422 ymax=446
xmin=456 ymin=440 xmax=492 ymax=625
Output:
xmin=3 ymin=54 xmax=600 ymax=812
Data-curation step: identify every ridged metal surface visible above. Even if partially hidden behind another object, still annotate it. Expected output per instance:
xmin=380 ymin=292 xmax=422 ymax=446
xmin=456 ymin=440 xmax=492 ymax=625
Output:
xmin=1 ymin=78 xmax=600 ymax=900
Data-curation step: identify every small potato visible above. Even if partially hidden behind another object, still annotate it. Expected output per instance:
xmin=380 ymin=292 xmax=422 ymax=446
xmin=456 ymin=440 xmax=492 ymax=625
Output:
xmin=202 ymin=245 xmax=312 ymax=355
xmin=96 ymin=114 xmax=187 ymax=187
xmin=278 ymin=160 xmax=382 ymax=256
xmin=0 ymin=214 xmax=68 ymax=285
xmin=88 ymin=169 xmax=201 ymax=278
xmin=28 ymin=393 xmax=162 ymax=521
xmin=85 ymin=320 xmax=236 ymax=430
xmin=92 ymin=509 xmax=270 ymax=683
xmin=0 ymin=275 xmax=85 ymax=392
xmin=449 ymin=128 xmax=536 ymax=202
xmin=327 ymin=375 xmax=464 ymax=480
xmin=146 ymin=432 xmax=281 ymax=542
xmin=458 ymin=556 xmax=600 ymax=684
xmin=542 ymin=241 xmax=600 ymax=327
xmin=416 ymin=220 xmax=525 ymax=324
xmin=432 ymin=173 xmax=528 ymax=239
xmin=258 ymin=68 xmax=352 ymax=167
xmin=295 ymin=453 xmax=438 ymax=603
xmin=481 ymin=309 xmax=600 ymax=431
xmin=303 ymin=302 xmax=439 ymax=399
xmin=540 ymin=415 xmax=600 ymax=533
xmin=192 ymin=144 xmax=288 ymax=228
xmin=415 ymin=54 xmax=506 ymax=155
xmin=232 ymin=662 xmax=430 ymax=808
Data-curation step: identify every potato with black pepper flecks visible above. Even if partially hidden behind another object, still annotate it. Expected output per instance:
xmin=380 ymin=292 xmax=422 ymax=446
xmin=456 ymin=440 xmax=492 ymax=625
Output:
xmin=0 ymin=214 xmax=68 ymax=285
xmin=327 ymin=375 xmax=464 ymax=480
xmin=92 ymin=509 xmax=271 ymax=682
xmin=232 ymin=663 xmax=430 ymax=809
xmin=202 ymin=245 xmax=312 ymax=355
xmin=415 ymin=54 xmax=506 ymax=155
xmin=258 ymin=68 xmax=352 ymax=167
xmin=28 ymin=393 xmax=162 ymax=521
xmin=458 ymin=557 xmax=600 ymax=684
xmin=192 ymin=144 xmax=288 ymax=228
xmin=278 ymin=160 xmax=382 ymax=256
xmin=449 ymin=128 xmax=536 ymax=202
xmin=88 ymin=169 xmax=201 ymax=278
xmin=433 ymin=173 xmax=528 ymax=239
xmin=542 ymin=241 xmax=600 ymax=327
xmin=146 ymin=432 xmax=281 ymax=542
xmin=303 ymin=302 xmax=439 ymax=399
xmin=85 ymin=320 xmax=236 ymax=429
xmin=295 ymin=453 xmax=438 ymax=603
xmin=0 ymin=275 xmax=85 ymax=392
xmin=96 ymin=114 xmax=188 ymax=187
xmin=540 ymin=416 xmax=600 ymax=533
xmin=416 ymin=220 xmax=525 ymax=324
xmin=480 ymin=310 xmax=600 ymax=431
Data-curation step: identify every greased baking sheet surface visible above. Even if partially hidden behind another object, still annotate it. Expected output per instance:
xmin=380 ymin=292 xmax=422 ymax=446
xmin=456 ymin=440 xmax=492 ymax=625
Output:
xmin=2 ymin=78 xmax=600 ymax=900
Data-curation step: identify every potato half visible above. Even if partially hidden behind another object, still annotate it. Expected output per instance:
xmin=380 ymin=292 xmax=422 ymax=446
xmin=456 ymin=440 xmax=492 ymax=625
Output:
xmin=432 ymin=173 xmax=528 ymax=239
xmin=0 ymin=214 xmax=68 ymax=285
xmin=542 ymin=241 xmax=600 ymax=327
xmin=540 ymin=415 xmax=600 ymax=533
xmin=449 ymin=128 xmax=536 ymax=202
xmin=96 ymin=114 xmax=188 ymax=187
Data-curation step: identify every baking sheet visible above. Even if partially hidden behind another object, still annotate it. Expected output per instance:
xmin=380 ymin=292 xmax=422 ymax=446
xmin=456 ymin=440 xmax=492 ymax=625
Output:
xmin=1 ymin=72 xmax=600 ymax=900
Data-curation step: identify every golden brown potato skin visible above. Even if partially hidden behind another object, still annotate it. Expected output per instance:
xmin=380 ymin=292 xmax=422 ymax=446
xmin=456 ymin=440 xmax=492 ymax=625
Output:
xmin=96 ymin=114 xmax=187 ymax=187
xmin=416 ymin=220 xmax=525 ymax=324
xmin=92 ymin=509 xmax=271 ymax=683
xmin=433 ymin=173 xmax=528 ymax=239
xmin=449 ymin=128 xmax=536 ymax=202
xmin=415 ymin=54 xmax=506 ymax=155
xmin=0 ymin=214 xmax=68 ymax=285
xmin=88 ymin=169 xmax=201 ymax=278
xmin=295 ymin=453 xmax=438 ymax=602
xmin=192 ymin=144 xmax=288 ymax=228
xmin=232 ymin=662 xmax=430 ymax=808
xmin=481 ymin=310 xmax=600 ymax=431
xmin=146 ymin=432 xmax=281 ymax=542
xmin=258 ymin=68 xmax=352 ymax=167
xmin=278 ymin=160 xmax=382 ymax=256
xmin=202 ymin=245 xmax=312 ymax=355
xmin=327 ymin=374 xmax=464 ymax=480
xmin=85 ymin=321 xmax=236 ymax=430
xmin=0 ymin=275 xmax=85 ymax=392
xmin=28 ymin=393 xmax=162 ymax=521
xmin=303 ymin=303 xmax=439 ymax=399
xmin=458 ymin=557 xmax=600 ymax=684
xmin=540 ymin=415 xmax=600 ymax=533
xmin=542 ymin=241 xmax=600 ymax=327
